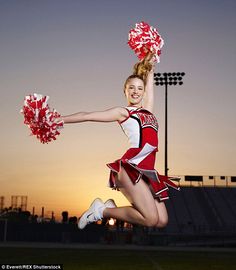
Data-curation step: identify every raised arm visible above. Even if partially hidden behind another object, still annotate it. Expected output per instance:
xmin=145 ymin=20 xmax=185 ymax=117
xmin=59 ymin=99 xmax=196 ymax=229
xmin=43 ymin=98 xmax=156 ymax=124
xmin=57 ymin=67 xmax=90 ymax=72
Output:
xmin=142 ymin=67 xmax=154 ymax=113
xmin=134 ymin=51 xmax=155 ymax=113
xmin=61 ymin=106 xmax=128 ymax=124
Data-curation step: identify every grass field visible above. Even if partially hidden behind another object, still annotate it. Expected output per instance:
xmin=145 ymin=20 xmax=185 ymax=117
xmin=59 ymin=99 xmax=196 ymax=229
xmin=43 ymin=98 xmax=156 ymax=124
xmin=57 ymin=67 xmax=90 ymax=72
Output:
xmin=0 ymin=247 xmax=236 ymax=270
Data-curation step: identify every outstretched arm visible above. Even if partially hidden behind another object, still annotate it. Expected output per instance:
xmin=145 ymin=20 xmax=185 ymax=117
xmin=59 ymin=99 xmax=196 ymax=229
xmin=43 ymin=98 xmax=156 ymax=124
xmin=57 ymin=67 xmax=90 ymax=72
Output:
xmin=61 ymin=106 xmax=128 ymax=124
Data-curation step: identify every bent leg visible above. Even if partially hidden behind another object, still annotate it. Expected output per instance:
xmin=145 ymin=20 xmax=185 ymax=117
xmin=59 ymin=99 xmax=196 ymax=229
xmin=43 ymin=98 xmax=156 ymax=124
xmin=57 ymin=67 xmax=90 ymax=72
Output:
xmin=154 ymin=199 xmax=168 ymax=228
xmin=103 ymin=167 xmax=159 ymax=227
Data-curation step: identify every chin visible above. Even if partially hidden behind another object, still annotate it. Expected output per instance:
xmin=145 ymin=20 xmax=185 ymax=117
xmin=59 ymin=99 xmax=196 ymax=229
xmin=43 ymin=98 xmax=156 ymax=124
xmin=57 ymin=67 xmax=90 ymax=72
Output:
xmin=129 ymin=99 xmax=142 ymax=106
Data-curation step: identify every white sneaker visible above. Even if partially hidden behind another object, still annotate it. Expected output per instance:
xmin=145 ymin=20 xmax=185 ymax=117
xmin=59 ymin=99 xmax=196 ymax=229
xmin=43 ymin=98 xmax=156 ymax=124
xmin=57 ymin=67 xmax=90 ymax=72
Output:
xmin=104 ymin=199 xmax=117 ymax=208
xmin=78 ymin=198 xmax=105 ymax=229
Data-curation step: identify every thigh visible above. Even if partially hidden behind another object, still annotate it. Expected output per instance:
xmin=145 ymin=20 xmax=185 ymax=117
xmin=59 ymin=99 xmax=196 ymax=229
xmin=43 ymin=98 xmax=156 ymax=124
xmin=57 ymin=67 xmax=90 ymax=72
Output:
xmin=116 ymin=167 xmax=157 ymax=219
xmin=145 ymin=182 xmax=168 ymax=220
xmin=154 ymin=199 xmax=168 ymax=216
xmin=154 ymin=199 xmax=168 ymax=225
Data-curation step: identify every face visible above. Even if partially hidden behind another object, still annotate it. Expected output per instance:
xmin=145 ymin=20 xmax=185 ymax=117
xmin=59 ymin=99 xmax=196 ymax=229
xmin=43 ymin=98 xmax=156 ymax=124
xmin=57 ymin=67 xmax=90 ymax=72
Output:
xmin=124 ymin=78 xmax=145 ymax=107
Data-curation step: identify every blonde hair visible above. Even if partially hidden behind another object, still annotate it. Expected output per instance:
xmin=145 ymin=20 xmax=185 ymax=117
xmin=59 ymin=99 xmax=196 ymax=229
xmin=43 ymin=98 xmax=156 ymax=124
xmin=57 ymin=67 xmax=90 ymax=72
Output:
xmin=124 ymin=52 xmax=154 ymax=91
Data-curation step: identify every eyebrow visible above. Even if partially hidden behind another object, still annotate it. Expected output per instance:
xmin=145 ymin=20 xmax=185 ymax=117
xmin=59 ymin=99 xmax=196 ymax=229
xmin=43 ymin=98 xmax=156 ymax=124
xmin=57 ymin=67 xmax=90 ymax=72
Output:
xmin=129 ymin=84 xmax=143 ymax=88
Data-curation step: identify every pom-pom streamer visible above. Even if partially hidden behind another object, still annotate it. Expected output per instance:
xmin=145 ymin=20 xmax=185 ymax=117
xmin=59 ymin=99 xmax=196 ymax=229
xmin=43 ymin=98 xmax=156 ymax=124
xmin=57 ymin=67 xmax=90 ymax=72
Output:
xmin=128 ymin=21 xmax=164 ymax=63
xmin=21 ymin=93 xmax=64 ymax=144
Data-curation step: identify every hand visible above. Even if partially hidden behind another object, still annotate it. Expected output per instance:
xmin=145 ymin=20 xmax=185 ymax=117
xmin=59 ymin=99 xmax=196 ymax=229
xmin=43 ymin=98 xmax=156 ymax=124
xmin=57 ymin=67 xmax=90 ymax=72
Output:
xmin=54 ymin=116 xmax=64 ymax=124
xmin=144 ymin=50 xmax=156 ymax=72
xmin=150 ymin=62 xmax=156 ymax=72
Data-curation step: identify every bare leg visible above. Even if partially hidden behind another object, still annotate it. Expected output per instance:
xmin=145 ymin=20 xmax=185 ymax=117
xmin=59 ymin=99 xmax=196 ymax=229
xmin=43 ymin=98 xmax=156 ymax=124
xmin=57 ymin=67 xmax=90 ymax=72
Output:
xmin=103 ymin=167 xmax=159 ymax=227
xmin=154 ymin=199 xmax=168 ymax=228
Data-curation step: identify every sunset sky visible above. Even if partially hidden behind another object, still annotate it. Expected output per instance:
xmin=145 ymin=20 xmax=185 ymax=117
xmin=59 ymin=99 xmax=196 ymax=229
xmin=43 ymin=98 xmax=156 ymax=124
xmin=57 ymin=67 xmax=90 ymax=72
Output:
xmin=0 ymin=0 xmax=235 ymax=219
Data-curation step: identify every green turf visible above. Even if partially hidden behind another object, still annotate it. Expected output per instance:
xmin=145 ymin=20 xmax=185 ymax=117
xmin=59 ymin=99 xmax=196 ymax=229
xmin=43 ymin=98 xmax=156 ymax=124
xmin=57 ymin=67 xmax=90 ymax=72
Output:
xmin=0 ymin=247 xmax=236 ymax=270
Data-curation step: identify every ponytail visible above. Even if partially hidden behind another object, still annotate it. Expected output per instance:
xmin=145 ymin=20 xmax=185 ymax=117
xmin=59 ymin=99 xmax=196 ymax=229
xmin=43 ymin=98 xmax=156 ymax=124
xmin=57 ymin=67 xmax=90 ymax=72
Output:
xmin=133 ymin=51 xmax=154 ymax=85
xmin=124 ymin=51 xmax=154 ymax=91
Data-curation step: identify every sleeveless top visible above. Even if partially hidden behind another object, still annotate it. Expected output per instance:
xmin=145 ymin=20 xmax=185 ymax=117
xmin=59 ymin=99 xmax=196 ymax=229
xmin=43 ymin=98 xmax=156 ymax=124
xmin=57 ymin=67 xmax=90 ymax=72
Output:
xmin=119 ymin=106 xmax=159 ymax=149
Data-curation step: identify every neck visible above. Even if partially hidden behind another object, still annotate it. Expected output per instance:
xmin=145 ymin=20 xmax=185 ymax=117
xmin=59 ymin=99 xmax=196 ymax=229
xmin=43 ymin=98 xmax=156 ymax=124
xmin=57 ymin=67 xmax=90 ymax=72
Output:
xmin=127 ymin=103 xmax=142 ymax=108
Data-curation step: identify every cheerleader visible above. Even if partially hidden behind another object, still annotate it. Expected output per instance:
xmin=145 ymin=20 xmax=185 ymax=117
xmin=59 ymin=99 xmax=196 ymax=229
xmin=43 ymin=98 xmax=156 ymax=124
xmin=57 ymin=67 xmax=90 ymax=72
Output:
xmin=60 ymin=52 xmax=180 ymax=229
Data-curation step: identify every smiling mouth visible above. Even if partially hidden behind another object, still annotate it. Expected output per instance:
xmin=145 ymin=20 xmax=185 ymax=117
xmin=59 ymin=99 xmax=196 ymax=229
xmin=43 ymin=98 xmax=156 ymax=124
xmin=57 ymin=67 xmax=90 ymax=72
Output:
xmin=131 ymin=95 xmax=140 ymax=98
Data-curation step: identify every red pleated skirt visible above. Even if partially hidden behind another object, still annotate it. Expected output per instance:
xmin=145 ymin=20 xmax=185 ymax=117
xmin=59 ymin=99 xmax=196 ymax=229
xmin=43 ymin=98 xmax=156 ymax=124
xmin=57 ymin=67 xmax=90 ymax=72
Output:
xmin=107 ymin=144 xmax=180 ymax=201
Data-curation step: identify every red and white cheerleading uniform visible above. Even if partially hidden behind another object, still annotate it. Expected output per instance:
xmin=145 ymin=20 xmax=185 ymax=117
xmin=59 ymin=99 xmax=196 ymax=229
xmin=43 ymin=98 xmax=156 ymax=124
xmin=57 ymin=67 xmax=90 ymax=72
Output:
xmin=107 ymin=106 xmax=180 ymax=201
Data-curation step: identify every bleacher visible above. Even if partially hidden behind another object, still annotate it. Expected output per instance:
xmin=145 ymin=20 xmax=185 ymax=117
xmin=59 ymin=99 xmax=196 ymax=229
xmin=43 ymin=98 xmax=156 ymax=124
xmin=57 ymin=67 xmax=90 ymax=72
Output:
xmin=164 ymin=186 xmax=236 ymax=234
xmin=1 ymin=183 xmax=236 ymax=246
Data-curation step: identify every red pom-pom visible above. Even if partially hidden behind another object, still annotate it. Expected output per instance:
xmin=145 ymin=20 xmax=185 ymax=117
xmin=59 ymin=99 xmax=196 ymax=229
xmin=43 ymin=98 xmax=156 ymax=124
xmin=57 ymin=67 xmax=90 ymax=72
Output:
xmin=128 ymin=21 xmax=164 ymax=63
xmin=21 ymin=93 xmax=64 ymax=144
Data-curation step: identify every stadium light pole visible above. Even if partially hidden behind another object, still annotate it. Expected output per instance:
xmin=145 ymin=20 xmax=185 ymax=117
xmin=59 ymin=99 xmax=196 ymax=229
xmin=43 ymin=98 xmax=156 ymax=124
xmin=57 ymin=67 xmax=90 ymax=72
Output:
xmin=154 ymin=72 xmax=185 ymax=176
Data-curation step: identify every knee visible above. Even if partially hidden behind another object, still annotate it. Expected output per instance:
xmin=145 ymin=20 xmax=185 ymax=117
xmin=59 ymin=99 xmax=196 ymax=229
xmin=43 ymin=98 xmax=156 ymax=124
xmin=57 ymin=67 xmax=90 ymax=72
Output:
xmin=143 ymin=214 xmax=159 ymax=227
xmin=156 ymin=215 xmax=168 ymax=228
